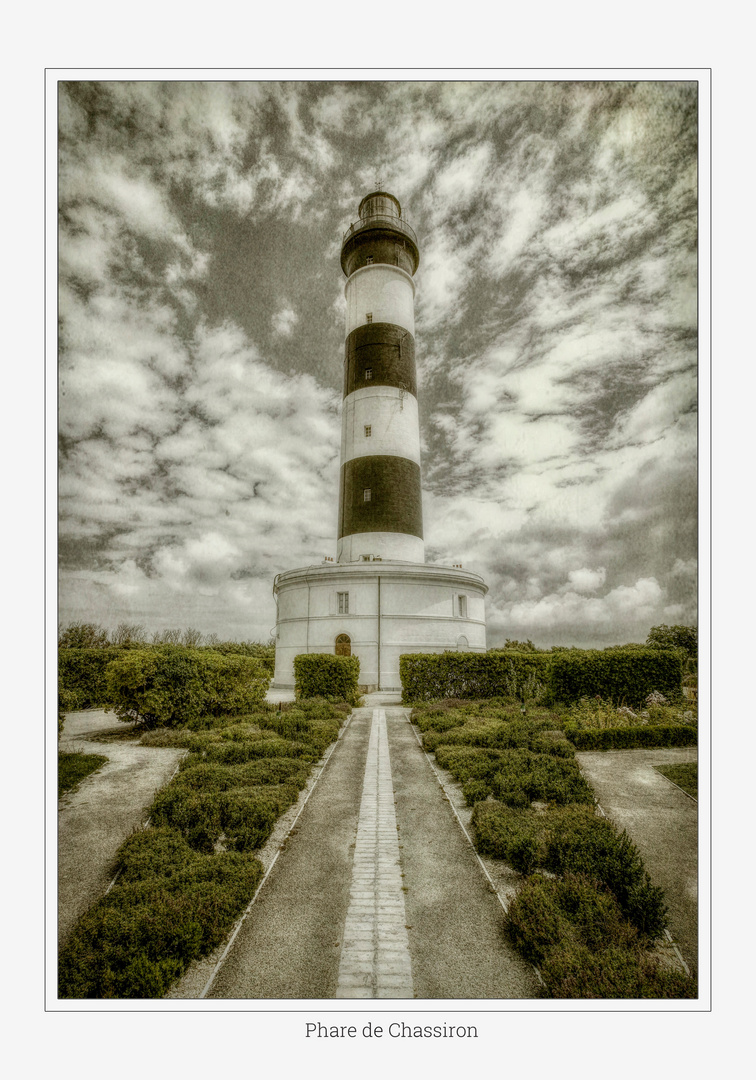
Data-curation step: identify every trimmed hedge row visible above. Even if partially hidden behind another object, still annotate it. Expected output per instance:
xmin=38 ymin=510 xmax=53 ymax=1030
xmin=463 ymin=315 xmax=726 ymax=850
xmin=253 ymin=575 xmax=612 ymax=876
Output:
xmin=400 ymin=648 xmax=683 ymax=706
xmin=294 ymin=653 xmax=361 ymax=703
xmin=549 ymin=648 xmax=683 ymax=706
xmin=564 ymin=723 xmax=698 ymax=751
xmin=400 ymin=652 xmax=552 ymax=704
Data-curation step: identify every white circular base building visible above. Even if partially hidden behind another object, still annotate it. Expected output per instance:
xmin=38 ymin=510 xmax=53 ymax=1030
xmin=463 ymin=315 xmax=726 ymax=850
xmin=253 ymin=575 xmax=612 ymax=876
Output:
xmin=273 ymin=560 xmax=487 ymax=692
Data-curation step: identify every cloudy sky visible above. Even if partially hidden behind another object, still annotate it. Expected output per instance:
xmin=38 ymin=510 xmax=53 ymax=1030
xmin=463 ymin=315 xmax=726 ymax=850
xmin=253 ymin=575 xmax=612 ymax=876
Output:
xmin=57 ymin=79 xmax=698 ymax=648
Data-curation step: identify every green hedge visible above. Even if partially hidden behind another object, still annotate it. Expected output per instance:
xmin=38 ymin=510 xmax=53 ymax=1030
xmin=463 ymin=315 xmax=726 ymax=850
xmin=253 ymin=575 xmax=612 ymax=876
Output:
xmin=564 ymin=722 xmax=697 ymax=751
xmin=293 ymin=653 xmax=360 ymax=703
xmin=505 ymin=874 xmax=695 ymax=998
xmin=59 ymin=700 xmax=347 ymax=998
xmin=106 ymin=649 xmax=270 ymax=727
xmin=472 ymin=801 xmax=667 ymax=938
xmin=549 ymin=647 xmax=683 ymax=706
xmin=59 ymin=830 xmax=264 ymax=998
xmin=59 ymin=647 xmax=129 ymax=709
xmin=400 ymin=652 xmax=552 ymax=704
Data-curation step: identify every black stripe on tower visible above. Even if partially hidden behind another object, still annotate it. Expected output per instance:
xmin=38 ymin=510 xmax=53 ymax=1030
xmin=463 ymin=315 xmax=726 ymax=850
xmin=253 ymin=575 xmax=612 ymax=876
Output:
xmin=343 ymin=323 xmax=416 ymax=399
xmin=338 ymin=456 xmax=423 ymax=540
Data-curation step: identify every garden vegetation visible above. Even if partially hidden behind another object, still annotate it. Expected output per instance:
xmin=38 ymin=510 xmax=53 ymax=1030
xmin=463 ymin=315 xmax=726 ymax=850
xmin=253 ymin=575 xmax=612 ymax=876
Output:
xmin=410 ymin=697 xmax=696 ymax=998
xmin=58 ymin=698 xmax=348 ymax=999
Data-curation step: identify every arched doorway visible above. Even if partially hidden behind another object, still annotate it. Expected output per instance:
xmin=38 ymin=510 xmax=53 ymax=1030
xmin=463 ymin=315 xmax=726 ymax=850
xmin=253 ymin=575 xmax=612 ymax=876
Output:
xmin=335 ymin=633 xmax=351 ymax=656
xmin=456 ymin=635 xmax=469 ymax=652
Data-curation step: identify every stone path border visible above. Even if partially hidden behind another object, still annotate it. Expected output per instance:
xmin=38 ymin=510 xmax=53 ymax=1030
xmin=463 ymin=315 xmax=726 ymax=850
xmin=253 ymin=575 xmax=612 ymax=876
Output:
xmin=335 ymin=709 xmax=413 ymax=998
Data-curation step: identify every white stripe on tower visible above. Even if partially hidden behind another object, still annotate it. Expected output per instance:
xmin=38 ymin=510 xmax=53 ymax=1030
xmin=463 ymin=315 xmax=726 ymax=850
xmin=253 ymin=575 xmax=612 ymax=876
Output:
xmin=337 ymin=191 xmax=424 ymax=565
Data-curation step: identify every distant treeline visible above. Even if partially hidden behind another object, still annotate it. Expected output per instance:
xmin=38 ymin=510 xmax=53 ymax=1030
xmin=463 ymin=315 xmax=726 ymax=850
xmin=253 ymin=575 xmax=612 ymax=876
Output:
xmin=489 ymin=624 xmax=696 ymax=662
xmin=58 ymin=621 xmax=275 ymax=657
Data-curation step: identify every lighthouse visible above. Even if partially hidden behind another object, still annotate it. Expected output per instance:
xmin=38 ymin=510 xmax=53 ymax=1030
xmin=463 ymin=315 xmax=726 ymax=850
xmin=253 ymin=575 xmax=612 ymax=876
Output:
xmin=273 ymin=189 xmax=488 ymax=692
xmin=337 ymin=191 xmax=423 ymax=564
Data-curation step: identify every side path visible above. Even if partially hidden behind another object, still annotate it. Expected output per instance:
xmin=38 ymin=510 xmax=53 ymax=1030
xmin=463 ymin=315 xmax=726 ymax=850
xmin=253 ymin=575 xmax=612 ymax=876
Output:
xmin=205 ymin=707 xmax=537 ymax=999
xmin=577 ymin=747 xmax=698 ymax=977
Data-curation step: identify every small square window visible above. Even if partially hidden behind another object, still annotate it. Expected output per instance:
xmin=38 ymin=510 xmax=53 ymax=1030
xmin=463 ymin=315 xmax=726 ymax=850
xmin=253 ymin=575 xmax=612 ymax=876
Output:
xmin=364 ymin=425 xmax=372 ymax=437
xmin=364 ymin=368 xmax=373 ymax=380
xmin=366 ymin=312 xmax=373 ymax=323
xmin=337 ymin=592 xmax=349 ymax=614
xmin=363 ymin=488 xmax=372 ymax=502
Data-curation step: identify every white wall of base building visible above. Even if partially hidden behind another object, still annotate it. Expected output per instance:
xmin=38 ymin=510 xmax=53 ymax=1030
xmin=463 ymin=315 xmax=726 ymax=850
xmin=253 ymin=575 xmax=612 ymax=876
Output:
xmin=337 ymin=531 xmax=424 ymax=564
xmin=273 ymin=561 xmax=487 ymax=691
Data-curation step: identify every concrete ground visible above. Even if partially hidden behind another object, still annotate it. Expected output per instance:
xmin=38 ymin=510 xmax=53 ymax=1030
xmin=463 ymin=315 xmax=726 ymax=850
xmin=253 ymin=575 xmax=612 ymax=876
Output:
xmin=576 ymin=746 xmax=698 ymax=977
xmin=58 ymin=710 xmax=185 ymax=946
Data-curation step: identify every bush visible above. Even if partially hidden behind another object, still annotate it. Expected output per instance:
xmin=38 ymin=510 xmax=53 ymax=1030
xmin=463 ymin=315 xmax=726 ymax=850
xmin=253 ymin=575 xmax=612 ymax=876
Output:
xmin=200 ymin=640 xmax=275 ymax=674
xmin=564 ymin=723 xmax=698 ymax=751
xmin=548 ymin=648 xmax=683 ymax=707
xmin=59 ymin=648 xmax=129 ymax=709
xmin=472 ymin=801 xmax=667 ymax=937
xmin=106 ymin=648 xmax=270 ymax=727
xmin=505 ymin=874 xmax=695 ymax=998
xmin=490 ymin=750 xmax=596 ymax=808
xmin=293 ymin=653 xmax=361 ymax=703
xmin=400 ymin=652 xmax=552 ymax=704
xmin=59 ymin=837 xmax=264 ymax=998
xmin=421 ymin=717 xmax=572 ymax=756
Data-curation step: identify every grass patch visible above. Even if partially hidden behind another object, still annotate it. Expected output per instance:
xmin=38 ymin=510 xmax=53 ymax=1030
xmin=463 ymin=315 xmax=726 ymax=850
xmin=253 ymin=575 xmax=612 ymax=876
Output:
xmin=59 ymin=752 xmax=108 ymax=798
xmin=655 ymin=762 xmax=697 ymax=799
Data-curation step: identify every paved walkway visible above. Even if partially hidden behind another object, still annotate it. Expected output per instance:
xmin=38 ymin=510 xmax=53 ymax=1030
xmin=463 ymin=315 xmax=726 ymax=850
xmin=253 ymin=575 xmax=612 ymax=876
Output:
xmin=335 ymin=710 xmax=413 ymax=998
xmin=576 ymin=746 xmax=698 ymax=976
xmin=201 ymin=706 xmax=537 ymax=1000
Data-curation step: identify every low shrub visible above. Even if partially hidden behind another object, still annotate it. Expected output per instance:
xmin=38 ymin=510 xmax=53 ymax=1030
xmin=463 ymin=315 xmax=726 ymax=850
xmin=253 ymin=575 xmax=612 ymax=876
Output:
xmin=506 ymin=874 xmax=695 ymax=999
xmin=60 ymin=700 xmax=347 ymax=998
xmin=434 ymin=744 xmax=593 ymax=807
xmin=489 ymin=750 xmax=595 ymax=808
xmin=473 ymin=801 xmax=667 ymax=937
xmin=106 ymin=648 xmax=270 ymax=727
xmin=59 ymin=839 xmax=263 ymax=998
xmin=294 ymin=654 xmax=361 ymax=704
xmin=434 ymin=745 xmax=510 ymax=784
xmin=421 ymin=717 xmax=572 ymax=756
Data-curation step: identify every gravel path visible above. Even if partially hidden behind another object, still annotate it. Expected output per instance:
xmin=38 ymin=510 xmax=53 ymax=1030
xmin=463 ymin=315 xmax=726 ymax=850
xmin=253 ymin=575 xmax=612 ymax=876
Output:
xmin=58 ymin=711 xmax=185 ymax=946
xmin=576 ymin=746 xmax=698 ymax=976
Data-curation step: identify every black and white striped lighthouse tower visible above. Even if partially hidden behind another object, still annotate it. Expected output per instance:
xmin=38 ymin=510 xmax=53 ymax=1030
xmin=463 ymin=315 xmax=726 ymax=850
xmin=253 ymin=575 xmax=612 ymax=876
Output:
xmin=337 ymin=191 xmax=424 ymax=564
xmin=272 ymin=188 xmax=488 ymax=691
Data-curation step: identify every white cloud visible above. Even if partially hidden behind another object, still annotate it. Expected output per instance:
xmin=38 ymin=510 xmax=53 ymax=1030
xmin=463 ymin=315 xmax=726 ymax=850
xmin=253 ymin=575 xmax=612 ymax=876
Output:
xmin=272 ymin=306 xmax=299 ymax=336
xmin=563 ymin=567 xmax=607 ymax=594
